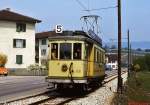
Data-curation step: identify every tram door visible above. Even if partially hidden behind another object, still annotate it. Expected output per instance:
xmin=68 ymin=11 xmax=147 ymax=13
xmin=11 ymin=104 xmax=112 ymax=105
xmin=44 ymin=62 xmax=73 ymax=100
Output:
xmin=86 ymin=43 xmax=93 ymax=76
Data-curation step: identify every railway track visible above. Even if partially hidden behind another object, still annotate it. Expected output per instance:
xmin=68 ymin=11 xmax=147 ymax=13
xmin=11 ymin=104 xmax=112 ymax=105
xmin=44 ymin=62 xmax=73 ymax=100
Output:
xmin=2 ymin=71 xmax=127 ymax=105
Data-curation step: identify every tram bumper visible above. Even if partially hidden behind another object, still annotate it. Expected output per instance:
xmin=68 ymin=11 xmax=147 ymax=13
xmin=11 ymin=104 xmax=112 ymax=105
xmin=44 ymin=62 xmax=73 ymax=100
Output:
xmin=45 ymin=77 xmax=87 ymax=84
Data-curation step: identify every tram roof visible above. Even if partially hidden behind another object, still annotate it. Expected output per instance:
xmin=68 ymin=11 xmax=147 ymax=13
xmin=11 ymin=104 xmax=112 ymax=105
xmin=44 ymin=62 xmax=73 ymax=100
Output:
xmin=36 ymin=30 xmax=102 ymax=46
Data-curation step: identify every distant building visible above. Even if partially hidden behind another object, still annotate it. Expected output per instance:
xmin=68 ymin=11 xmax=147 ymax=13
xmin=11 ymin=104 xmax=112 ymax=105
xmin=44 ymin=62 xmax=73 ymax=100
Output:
xmin=0 ymin=9 xmax=41 ymax=69
xmin=35 ymin=31 xmax=52 ymax=66
xmin=106 ymin=48 xmax=149 ymax=68
xmin=105 ymin=54 xmax=118 ymax=70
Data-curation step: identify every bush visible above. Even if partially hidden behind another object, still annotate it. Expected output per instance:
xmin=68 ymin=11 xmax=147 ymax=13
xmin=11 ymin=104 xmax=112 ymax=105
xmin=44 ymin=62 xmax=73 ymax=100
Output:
xmin=27 ymin=63 xmax=47 ymax=71
xmin=134 ymin=64 xmax=140 ymax=72
xmin=133 ymin=54 xmax=150 ymax=71
xmin=0 ymin=53 xmax=7 ymax=67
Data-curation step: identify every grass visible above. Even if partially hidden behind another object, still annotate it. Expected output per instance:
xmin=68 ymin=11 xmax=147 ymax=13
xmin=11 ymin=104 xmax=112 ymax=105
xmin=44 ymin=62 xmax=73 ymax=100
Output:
xmin=111 ymin=71 xmax=150 ymax=105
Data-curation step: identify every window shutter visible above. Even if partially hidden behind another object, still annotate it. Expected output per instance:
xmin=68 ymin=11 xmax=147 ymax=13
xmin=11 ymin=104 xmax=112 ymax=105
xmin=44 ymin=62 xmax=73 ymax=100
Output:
xmin=23 ymin=40 xmax=26 ymax=48
xmin=13 ymin=39 xmax=16 ymax=48
xmin=20 ymin=55 xmax=22 ymax=64
xmin=16 ymin=23 xmax=26 ymax=32
xmin=16 ymin=23 xmax=20 ymax=32
xmin=23 ymin=24 xmax=26 ymax=32
xmin=16 ymin=55 xmax=23 ymax=64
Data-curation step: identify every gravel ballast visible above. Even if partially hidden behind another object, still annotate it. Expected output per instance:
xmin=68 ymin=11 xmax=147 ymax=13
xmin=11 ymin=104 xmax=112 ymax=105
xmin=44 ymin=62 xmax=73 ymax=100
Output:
xmin=65 ymin=72 xmax=128 ymax=105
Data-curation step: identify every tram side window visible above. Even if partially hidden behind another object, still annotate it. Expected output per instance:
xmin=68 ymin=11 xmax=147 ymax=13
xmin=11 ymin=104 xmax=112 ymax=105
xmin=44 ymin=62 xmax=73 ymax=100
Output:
xmin=84 ymin=44 xmax=89 ymax=60
xmin=102 ymin=52 xmax=105 ymax=63
xmin=97 ymin=51 xmax=100 ymax=62
xmin=101 ymin=52 xmax=103 ymax=63
xmin=99 ymin=51 xmax=102 ymax=63
xmin=94 ymin=48 xmax=96 ymax=62
xmin=60 ymin=43 xmax=72 ymax=59
xmin=73 ymin=43 xmax=82 ymax=59
xmin=51 ymin=43 xmax=58 ymax=60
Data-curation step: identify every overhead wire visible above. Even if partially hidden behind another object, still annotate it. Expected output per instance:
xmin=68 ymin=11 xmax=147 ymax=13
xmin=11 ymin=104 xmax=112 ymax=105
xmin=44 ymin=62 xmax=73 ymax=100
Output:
xmin=75 ymin=0 xmax=87 ymax=10
xmin=84 ymin=6 xmax=118 ymax=12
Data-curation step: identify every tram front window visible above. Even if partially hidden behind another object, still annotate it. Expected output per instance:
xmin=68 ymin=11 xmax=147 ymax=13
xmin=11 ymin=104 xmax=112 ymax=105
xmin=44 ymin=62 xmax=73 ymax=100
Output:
xmin=60 ymin=43 xmax=72 ymax=59
xmin=51 ymin=43 xmax=58 ymax=60
xmin=73 ymin=43 xmax=81 ymax=59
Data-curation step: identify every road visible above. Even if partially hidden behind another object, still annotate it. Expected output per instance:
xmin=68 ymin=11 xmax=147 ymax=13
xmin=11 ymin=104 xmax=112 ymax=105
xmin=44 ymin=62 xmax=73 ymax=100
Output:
xmin=0 ymin=76 xmax=50 ymax=103
xmin=0 ymin=69 xmax=121 ymax=103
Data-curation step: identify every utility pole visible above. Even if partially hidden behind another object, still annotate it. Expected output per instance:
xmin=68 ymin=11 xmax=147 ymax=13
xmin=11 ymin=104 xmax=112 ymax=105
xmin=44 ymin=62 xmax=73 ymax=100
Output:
xmin=130 ymin=44 xmax=132 ymax=67
xmin=128 ymin=29 xmax=130 ymax=77
xmin=117 ymin=0 xmax=122 ymax=93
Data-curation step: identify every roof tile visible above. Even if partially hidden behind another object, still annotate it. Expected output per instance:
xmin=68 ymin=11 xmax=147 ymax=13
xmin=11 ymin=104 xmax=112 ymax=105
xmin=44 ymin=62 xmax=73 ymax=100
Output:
xmin=0 ymin=9 xmax=41 ymax=23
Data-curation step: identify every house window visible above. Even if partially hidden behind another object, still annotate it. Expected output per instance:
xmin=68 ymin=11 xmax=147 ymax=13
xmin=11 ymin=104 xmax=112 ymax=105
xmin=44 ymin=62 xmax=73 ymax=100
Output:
xmin=13 ymin=39 xmax=26 ymax=48
xmin=41 ymin=39 xmax=47 ymax=45
xmin=41 ymin=49 xmax=47 ymax=56
xmin=16 ymin=55 xmax=23 ymax=64
xmin=16 ymin=23 xmax=26 ymax=32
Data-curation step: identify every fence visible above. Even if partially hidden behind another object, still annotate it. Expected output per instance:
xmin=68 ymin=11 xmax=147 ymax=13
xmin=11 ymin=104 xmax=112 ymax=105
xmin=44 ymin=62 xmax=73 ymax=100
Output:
xmin=8 ymin=69 xmax=48 ymax=76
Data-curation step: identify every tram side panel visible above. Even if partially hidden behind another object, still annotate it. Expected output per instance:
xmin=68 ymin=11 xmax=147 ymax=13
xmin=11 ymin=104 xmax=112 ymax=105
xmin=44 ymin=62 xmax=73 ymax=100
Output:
xmin=87 ymin=44 xmax=105 ymax=82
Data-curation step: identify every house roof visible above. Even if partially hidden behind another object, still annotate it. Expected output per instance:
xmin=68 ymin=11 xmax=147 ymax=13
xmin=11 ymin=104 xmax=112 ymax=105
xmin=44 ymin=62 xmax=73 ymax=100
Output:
xmin=0 ymin=9 xmax=41 ymax=23
xmin=36 ymin=30 xmax=102 ymax=46
xmin=36 ymin=31 xmax=60 ymax=39
xmin=107 ymin=54 xmax=118 ymax=63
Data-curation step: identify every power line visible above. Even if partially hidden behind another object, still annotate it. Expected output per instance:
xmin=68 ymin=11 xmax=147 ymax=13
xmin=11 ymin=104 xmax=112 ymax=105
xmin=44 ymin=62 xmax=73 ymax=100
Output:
xmin=75 ymin=0 xmax=87 ymax=10
xmin=84 ymin=6 xmax=118 ymax=11
xmin=84 ymin=6 xmax=117 ymax=12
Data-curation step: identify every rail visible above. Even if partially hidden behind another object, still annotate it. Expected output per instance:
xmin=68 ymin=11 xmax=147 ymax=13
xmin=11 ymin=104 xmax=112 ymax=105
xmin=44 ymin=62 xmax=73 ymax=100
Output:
xmin=2 ymin=71 xmax=127 ymax=105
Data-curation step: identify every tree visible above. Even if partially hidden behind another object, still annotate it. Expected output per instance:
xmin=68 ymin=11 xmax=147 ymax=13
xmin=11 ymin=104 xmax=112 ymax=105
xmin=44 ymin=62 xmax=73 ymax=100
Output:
xmin=136 ymin=48 xmax=142 ymax=51
xmin=145 ymin=54 xmax=150 ymax=71
xmin=134 ymin=64 xmax=140 ymax=72
xmin=133 ymin=54 xmax=150 ymax=71
xmin=133 ymin=57 xmax=148 ymax=71
xmin=0 ymin=53 xmax=7 ymax=67
xmin=145 ymin=49 xmax=150 ymax=52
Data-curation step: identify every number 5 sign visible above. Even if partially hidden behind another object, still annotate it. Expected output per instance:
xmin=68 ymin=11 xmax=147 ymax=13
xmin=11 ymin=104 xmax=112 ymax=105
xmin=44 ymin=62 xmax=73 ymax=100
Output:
xmin=55 ymin=25 xmax=63 ymax=33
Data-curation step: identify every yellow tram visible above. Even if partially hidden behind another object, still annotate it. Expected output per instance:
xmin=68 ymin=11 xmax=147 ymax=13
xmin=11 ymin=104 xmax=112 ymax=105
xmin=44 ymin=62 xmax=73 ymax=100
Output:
xmin=46 ymin=31 xmax=105 ymax=90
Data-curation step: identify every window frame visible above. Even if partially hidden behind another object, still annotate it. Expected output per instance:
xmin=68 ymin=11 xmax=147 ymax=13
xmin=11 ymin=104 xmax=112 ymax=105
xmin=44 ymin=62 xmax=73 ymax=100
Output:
xmin=73 ymin=43 xmax=82 ymax=60
xmin=13 ymin=39 xmax=26 ymax=48
xmin=51 ymin=43 xmax=58 ymax=60
xmin=41 ymin=39 xmax=47 ymax=45
xmin=41 ymin=49 xmax=47 ymax=56
xmin=16 ymin=23 xmax=26 ymax=32
xmin=16 ymin=55 xmax=23 ymax=64
xmin=59 ymin=43 xmax=72 ymax=60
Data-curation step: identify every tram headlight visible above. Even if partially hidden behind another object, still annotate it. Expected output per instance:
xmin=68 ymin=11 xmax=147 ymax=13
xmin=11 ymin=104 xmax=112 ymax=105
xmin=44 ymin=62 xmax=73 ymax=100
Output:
xmin=61 ymin=64 xmax=68 ymax=72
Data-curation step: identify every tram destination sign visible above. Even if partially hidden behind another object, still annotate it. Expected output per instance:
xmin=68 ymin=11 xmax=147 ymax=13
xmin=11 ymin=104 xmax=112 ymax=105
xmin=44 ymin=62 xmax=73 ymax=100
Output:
xmin=55 ymin=24 xmax=63 ymax=33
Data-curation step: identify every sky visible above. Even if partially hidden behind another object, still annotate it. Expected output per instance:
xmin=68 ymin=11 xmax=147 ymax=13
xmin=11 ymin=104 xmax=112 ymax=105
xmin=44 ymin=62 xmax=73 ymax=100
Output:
xmin=0 ymin=0 xmax=150 ymax=42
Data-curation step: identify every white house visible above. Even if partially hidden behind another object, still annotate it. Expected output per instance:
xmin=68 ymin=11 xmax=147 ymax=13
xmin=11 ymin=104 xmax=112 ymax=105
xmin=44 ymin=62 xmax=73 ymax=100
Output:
xmin=105 ymin=54 xmax=118 ymax=70
xmin=35 ymin=31 xmax=53 ymax=66
xmin=0 ymin=9 xmax=41 ymax=69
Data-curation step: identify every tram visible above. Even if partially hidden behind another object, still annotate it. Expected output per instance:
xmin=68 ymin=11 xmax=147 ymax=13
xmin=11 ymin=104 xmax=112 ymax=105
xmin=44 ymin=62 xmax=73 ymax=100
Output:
xmin=46 ymin=30 xmax=105 ymax=90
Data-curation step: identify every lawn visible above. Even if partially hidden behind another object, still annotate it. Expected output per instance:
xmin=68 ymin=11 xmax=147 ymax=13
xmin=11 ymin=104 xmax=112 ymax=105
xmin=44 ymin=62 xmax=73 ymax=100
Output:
xmin=127 ymin=71 xmax=150 ymax=102
xmin=111 ymin=71 xmax=150 ymax=105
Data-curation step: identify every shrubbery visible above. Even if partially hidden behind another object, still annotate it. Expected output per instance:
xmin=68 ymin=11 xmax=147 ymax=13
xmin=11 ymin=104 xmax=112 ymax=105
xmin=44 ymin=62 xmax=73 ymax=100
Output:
xmin=0 ymin=53 xmax=7 ymax=67
xmin=133 ymin=54 xmax=150 ymax=71
xmin=27 ymin=63 xmax=47 ymax=71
